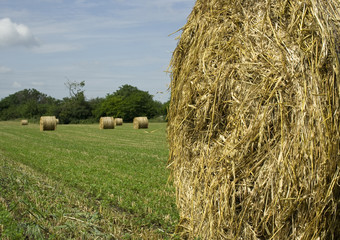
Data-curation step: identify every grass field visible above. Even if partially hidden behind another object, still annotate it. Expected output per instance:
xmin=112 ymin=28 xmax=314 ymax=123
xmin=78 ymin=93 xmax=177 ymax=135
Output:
xmin=0 ymin=121 xmax=178 ymax=239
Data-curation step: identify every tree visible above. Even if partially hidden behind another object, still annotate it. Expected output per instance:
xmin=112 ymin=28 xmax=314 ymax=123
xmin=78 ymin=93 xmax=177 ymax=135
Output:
xmin=0 ymin=84 xmax=167 ymax=123
xmin=161 ymin=100 xmax=170 ymax=117
xmin=89 ymin=97 xmax=105 ymax=120
xmin=95 ymin=95 xmax=123 ymax=119
xmin=64 ymin=79 xmax=85 ymax=97
xmin=99 ymin=85 xmax=160 ymax=122
xmin=114 ymin=85 xmax=139 ymax=98
xmin=0 ymin=89 xmax=59 ymax=120
xmin=59 ymin=81 xmax=91 ymax=123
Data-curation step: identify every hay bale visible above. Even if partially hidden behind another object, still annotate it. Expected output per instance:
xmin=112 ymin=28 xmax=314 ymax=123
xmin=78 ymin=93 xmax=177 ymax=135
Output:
xmin=133 ymin=117 xmax=148 ymax=129
xmin=168 ymin=1 xmax=340 ymax=239
xmin=56 ymin=118 xmax=59 ymax=124
xmin=40 ymin=116 xmax=57 ymax=131
xmin=21 ymin=120 xmax=28 ymax=125
xmin=99 ymin=117 xmax=115 ymax=129
xmin=115 ymin=118 xmax=123 ymax=126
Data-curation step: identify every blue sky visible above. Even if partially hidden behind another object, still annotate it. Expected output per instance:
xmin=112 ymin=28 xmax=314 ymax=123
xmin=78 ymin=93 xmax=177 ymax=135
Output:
xmin=0 ymin=0 xmax=195 ymax=102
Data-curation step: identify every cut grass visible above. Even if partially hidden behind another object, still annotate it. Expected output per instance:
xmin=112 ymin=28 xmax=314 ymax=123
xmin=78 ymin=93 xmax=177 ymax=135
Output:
xmin=0 ymin=121 xmax=178 ymax=239
xmin=0 ymin=202 xmax=24 ymax=239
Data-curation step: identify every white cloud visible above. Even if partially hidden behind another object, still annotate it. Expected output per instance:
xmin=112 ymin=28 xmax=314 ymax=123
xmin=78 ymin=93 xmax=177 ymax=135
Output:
xmin=0 ymin=18 xmax=40 ymax=48
xmin=12 ymin=81 xmax=21 ymax=88
xmin=0 ymin=65 xmax=11 ymax=73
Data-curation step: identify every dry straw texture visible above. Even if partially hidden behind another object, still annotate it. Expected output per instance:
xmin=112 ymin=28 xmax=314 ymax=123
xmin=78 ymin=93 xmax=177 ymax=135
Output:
xmin=133 ymin=117 xmax=149 ymax=129
xmin=21 ymin=120 xmax=28 ymax=125
xmin=40 ymin=116 xmax=57 ymax=131
xmin=115 ymin=118 xmax=123 ymax=126
xmin=99 ymin=117 xmax=115 ymax=129
xmin=168 ymin=0 xmax=340 ymax=239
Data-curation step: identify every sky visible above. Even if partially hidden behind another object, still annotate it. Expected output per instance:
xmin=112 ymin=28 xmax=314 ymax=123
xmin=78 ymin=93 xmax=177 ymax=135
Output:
xmin=0 ymin=0 xmax=195 ymax=103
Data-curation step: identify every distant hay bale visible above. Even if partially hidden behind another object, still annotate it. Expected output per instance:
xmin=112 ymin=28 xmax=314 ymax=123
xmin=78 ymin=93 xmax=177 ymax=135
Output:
xmin=21 ymin=120 xmax=28 ymax=125
xmin=168 ymin=0 xmax=340 ymax=239
xmin=40 ymin=116 xmax=57 ymax=131
xmin=115 ymin=118 xmax=123 ymax=126
xmin=99 ymin=117 xmax=115 ymax=129
xmin=133 ymin=117 xmax=148 ymax=129
xmin=56 ymin=119 xmax=59 ymax=124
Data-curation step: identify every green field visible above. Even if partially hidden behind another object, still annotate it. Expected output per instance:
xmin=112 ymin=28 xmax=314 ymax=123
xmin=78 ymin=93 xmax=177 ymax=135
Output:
xmin=0 ymin=121 xmax=178 ymax=239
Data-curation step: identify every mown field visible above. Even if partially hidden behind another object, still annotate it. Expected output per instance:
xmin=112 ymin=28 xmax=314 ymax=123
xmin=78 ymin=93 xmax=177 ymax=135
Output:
xmin=0 ymin=121 xmax=178 ymax=239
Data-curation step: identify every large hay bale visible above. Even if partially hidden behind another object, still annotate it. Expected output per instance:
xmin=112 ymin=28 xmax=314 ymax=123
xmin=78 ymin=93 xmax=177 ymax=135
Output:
xmin=115 ymin=118 xmax=123 ymax=126
xmin=99 ymin=117 xmax=115 ymax=129
xmin=133 ymin=117 xmax=148 ymax=129
xmin=21 ymin=120 xmax=28 ymax=125
xmin=40 ymin=116 xmax=57 ymax=131
xmin=168 ymin=1 xmax=340 ymax=239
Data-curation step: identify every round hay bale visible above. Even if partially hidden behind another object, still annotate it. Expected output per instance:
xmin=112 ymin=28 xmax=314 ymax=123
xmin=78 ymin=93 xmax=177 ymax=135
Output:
xmin=56 ymin=118 xmax=59 ymax=124
xmin=40 ymin=116 xmax=57 ymax=131
xmin=133 ymin=117 xmax=148 ymax=129
xmin=21 ymin=120 xmax=28 ymax=125
xmin=99 ymin=117 xmax=115 ymax=129
xmin=115 ymin=118 xmax=123 ymax=126
xmin=168 ymin=1 xmax=340 ymax=239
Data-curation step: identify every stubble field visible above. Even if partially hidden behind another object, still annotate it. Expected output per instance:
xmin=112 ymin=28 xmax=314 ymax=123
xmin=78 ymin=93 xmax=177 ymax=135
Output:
xmin=0 ymin=121 xmax=178 ymax=239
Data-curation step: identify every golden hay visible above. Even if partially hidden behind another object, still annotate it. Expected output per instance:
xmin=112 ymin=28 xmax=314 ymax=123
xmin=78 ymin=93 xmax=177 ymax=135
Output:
xmin=99 ymin=117 xmax=115 ymax=129
xmin=168 ymin=0 xmax=340 ymax=239
xmin=115 ymin=118 xmax=123 ymax=126
xmin=21 ymin=120 xmax=28 ymax=125
xmin=133 ymin=117 xmax=148 ymax=129
xmin=56 ymin=118 xmax=59 ymax=124
xmin=40 ymin=116 xmax=57 ymax=131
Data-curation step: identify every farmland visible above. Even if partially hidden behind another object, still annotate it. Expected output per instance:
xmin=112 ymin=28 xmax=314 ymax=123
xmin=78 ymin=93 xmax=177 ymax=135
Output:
xmin=0 ymin=121 xmax=178 ymax=239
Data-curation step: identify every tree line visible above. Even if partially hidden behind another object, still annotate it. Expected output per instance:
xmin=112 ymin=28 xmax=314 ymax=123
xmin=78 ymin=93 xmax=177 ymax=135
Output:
xmin=0 ymin=84 xmax=169 ymax=124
